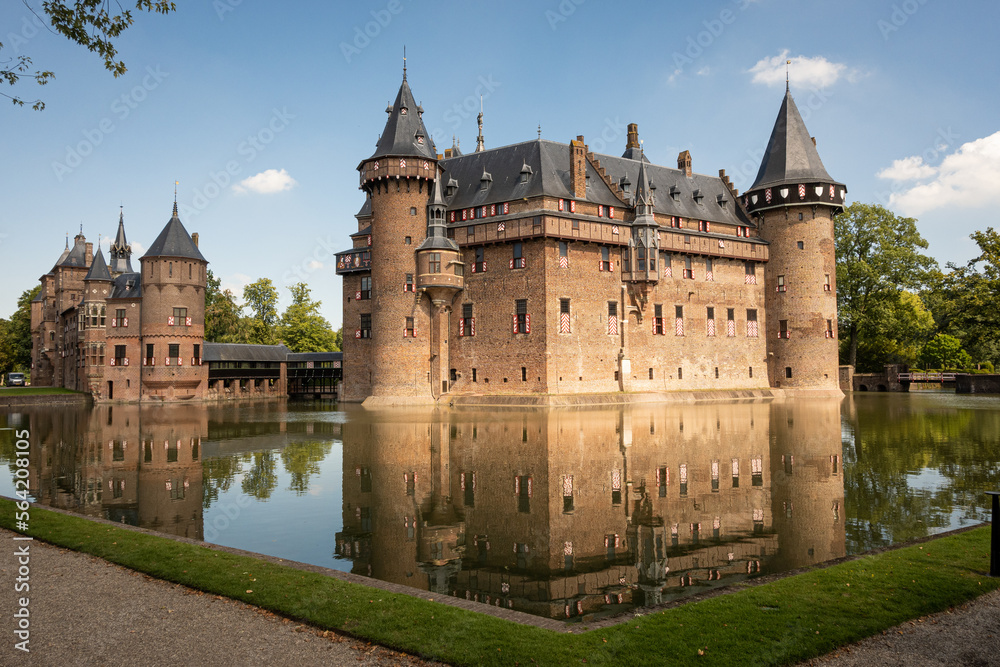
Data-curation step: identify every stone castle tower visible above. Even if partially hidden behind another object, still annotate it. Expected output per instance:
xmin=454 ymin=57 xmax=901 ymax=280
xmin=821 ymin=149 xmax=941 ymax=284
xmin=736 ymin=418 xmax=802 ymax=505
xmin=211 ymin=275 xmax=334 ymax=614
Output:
xmin=345 ymin=67 xmax=464 ymax=403
xmin=744 ymin=86 xmax=846 ymax=392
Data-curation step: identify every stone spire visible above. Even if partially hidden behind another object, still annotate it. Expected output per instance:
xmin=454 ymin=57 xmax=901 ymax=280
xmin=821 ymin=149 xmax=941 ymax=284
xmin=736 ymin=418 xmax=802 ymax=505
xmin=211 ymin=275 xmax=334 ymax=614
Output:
xmin=368 ymin=68 xmax=436 ymax=162
xmin=109 ymin=208 xmax=133 ymax=274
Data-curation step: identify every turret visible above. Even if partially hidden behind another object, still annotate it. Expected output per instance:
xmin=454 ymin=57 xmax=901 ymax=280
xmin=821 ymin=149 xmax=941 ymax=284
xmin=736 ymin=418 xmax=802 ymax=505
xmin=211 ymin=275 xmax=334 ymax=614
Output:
xmin=745 ymin=87 xmax=845 ymax=393
xmin=622 ymin=157 xmax=659 ymax=284
xmin=350 ymin=67 xmax=442 ymax=402
xmin=109 ymin=209 xmax=133 ymax=275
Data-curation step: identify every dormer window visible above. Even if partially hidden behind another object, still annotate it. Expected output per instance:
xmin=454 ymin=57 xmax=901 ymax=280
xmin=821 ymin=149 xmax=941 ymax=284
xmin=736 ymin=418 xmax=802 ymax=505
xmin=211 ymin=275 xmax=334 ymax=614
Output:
xmin=480 ymin=170 xmax=492 ymax=191
xmin=415 ymin=131 xmax=425 ymax=145
xmin=620 ymin=175 xmax=631 ymax=194
xmin=446 ymin=177 xmax=459 ymax=197
xmin=693 ymin=189 xmax=704 ymax=204
xmin=400 ymin=106 xmax=408 ymax=115
xmin=669 ymin=185 xmax=681 ymax=202
xmin=520 ymin=163 xmax=533 ymax=183
xmin=717 ymin=193 xmax=728 ymax=209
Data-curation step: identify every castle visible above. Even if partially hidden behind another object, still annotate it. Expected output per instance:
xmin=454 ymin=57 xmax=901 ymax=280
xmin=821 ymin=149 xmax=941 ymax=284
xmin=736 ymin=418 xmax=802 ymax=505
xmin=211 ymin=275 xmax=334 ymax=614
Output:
xmin=337 ymin=71 xmax=845 ymax=404
xmin=30 ymin=203 xmax=209 ymax=401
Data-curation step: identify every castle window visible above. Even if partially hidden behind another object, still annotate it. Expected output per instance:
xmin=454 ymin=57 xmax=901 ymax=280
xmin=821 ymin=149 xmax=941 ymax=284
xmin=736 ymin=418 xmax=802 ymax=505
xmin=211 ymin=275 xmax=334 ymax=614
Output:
xmin=404 ymin=274 xmax=414 ymax=292
xmin=460 ymin=303 xmax=474 ymax=337
xmin=511 ymin=242 xmax=525 ymax=269
xmin=145 ymin=344 xmax=154 ymax=366
xmin=467 ymin=226 xmax=475 ymax=239
xmin=559 ymin=298 xmax=571 ymax=334
xmin=779 ymin=320 xmax=788 ymax=339
xmin=558 ymin=241 xmax=568 ymax=268
xmin=653 ymin=304 xmax=664 ymax=335
xmin=173 ymin=307 xmax=188 ymax=326
xmin=454 ymin=262 xmax=464 ymax=277
xmin=514 ymin=299 xmax=529 ymax=334
xmin=777 ymin=275 xmax=786 ymax=292
xmin=114 ymin=308 xmax=125 ymax=328
xmin=746 ymin=309 xmax=759 ymax=337
xmin=824 ymin=274 xmax=832 ymax=292
xmin=826 ymin=319 xmax=835 ymax=338
xmin=749 ymin=366 xmax=754 ymax=378
xmin=662 ymin=253 xmax=672 ymax=277
xmin=404 ymin=317 xmax=415 ymax=338
xmin=193 ymin=344 xmax=201 ymax=366
xmin=649 ymin=368 xmax=654 ymax=380
xmin=360 ymin=276 xmax=372 ymax=300
xmin=797 ymin=241 xmax=804 ymax=250
xmin=563 ymin=475 xmax=574 ymax=513
xmin=599 ymin=246 xmax=611 ymax=272
xmin=699 ymin=220 xmax=710 ymax=232
xmin=636 ymin=241 xmax=646 ymax=272
xmin=169 ymin=262 xmax=172 ymax=278
xmin=359 ymin=313 xmax=371 ymax=339
xmin=785 ymin=366 xmax=793 ymax=379
xmin=473 ymin=247 xmax=486 ymax=273
xmin=607 ymin=302 xmax=618 ymax=335
xmin=675 ymin=305 xmax=684 ymax=336
xmin=521 ymin=367 xmax=527 ymax=381
xmin=705 ymin=257 xmax=714 ymax=281
xmin=189 ymin=264 xmax=192 ymax=280
xmin=405 ymin=236 xmax=411 ymax=245
xmin=472 ymin=368 xmax=477 ymax=382
xmin=678 ymin=367 xmax=683 ymax=380
xmin=410 ymin=207 xmax=417 ymax=216
xmin=707 ymin=307 xmax=716 ymax=336
xmin=672 ymin=216 xmax=683 ymax=228
xmin=727 ymin=308 xmax=736 ymax=337
xmin=744 ymin=261 xmax=757 ymax=285
xmin=683 ymin=256 xmax=693 ymax=280
xmin=428 ymin=253 xmax=441 ymax=273
xmin=168 ymin=344 xmax=179 ymax=365
xmin=572 ymin=219 xmax=580 ymax=231
xmin=533 ymin=216 xmax=542 ymax=230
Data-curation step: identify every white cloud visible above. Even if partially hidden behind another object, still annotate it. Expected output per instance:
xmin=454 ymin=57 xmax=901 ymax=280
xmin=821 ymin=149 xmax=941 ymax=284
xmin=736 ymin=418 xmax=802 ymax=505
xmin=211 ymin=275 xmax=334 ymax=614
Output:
xmin=306 ymin=259 xmax=323 ymax=271
xmin=97 ymin=237 xmax=144 ymax=257
xmin=748 ymin=49 xmax=850 ymax=89
xmin=888 ymin=131 xmax=1000 ymax=216
xmin=877 ymin=156 xmax=937 ymax=181
xmin=221 ymin=273 xmax=254 ymax=301
xmin=232 ymin=168 xmax=297 ymax=195
xmin=696 ymin=66 xmax=711 ymax=77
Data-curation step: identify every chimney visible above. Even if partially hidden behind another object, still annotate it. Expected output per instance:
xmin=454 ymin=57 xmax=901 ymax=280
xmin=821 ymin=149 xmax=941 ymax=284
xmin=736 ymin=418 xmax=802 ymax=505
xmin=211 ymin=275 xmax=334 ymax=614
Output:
xmin=677 ymin=150 xmax=692 ymax=178
xmin=444 ymin=148 xmax=453 ymax=159
xmin=192 ymin=232 xmax=199 ymax=248
xmin=570 ymin=135 xmax=587 ymax=198
xmin=626 ymin=123 xmax=639 ymax=150
xmin=85 ymin=242 xmax=93 ymax=267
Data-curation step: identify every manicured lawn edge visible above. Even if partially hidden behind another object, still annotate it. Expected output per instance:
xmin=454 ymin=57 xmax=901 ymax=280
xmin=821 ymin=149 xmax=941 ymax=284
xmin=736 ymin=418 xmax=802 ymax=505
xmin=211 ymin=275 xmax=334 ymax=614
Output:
xmin=2 ymin=499 xmax=997 ymax=666
xmin=0 ymin=387 xmax=84 ymax=395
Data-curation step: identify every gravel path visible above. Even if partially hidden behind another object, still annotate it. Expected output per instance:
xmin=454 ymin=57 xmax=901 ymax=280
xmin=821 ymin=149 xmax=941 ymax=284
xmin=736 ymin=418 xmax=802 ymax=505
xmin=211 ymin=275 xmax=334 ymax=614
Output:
xmin=800 ymin=588 xmax=1000 ymax=667
xmin=0 ymin=529 xmax=439 ymax=666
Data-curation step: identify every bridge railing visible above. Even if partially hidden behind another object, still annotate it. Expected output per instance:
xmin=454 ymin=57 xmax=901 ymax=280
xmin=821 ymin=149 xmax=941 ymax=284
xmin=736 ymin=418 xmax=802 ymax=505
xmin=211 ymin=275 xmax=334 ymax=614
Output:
xmin=898 ymin=372 xmax=957 ymax=382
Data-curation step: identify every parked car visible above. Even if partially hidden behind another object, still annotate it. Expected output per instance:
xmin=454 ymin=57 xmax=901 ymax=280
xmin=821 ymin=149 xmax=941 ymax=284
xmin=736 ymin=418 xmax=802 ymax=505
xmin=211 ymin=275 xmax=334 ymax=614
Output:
xmin=6 ymin=372 xmax=25 ymax=387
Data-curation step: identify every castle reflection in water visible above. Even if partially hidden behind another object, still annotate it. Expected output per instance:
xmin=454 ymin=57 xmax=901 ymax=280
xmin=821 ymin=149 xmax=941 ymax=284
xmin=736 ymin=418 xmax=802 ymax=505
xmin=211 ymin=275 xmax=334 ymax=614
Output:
xmin=8 ymin=399 xmax=844 ymax=622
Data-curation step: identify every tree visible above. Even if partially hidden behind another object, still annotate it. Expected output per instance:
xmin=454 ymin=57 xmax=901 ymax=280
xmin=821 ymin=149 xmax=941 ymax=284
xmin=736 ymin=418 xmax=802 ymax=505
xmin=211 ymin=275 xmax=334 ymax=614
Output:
xmin=835 ymin=203 xmax=938 ymax=369
xmin=242 ymin=278 xmax=279 ymax=345
xmin=278 ymin=283 xmax=338 ymax=353
xmin=3 ymin=1 xmax=175 ymax=110
xmin=849 ymin=291 xmax=935 ymax=371
xmin=8 ymin=286 xmax=40 ymax=372
xmin=204 ymin=270 xmax=249 ymax=343
xmin=927 ymin=228 xmax=1000 ymax=368
xmin=918 ymin=333 xmax=973 ymax=370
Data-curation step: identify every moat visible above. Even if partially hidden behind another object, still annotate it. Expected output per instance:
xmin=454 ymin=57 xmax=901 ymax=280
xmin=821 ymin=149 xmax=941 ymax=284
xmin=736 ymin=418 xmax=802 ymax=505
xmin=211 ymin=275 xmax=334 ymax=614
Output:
xmin=2 ymin=392 xmax=998 ymax=622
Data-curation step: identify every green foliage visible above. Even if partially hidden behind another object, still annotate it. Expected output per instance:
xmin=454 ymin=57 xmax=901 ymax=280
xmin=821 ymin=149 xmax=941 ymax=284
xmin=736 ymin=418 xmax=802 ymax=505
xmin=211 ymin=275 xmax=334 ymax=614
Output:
xmin=204 ymin=270 xmax=249 ymax=344
xmin=927 ymin=228 xmax=1000 ymax=368
xmin=918 ymin=333 xmax=973 ymax=371
xmin=242 ymin=278 xmax=279 ymax=345
xmin=835 ymin=203 xmax=938 ymax=370
xmin=2 ymin=1 xmax=175 ymax=110
xmin=278 ymin=283 xmax=338 ymax=353
xmin=0 ymin=286 xmax=41 ymax=376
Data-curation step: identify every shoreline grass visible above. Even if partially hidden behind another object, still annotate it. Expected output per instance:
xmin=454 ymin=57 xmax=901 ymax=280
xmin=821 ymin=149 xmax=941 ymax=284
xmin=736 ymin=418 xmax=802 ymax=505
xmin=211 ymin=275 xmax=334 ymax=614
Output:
xmin=2 ymin=499 xmax=997 ymax=666
xmin=0 ymin=387 xmax=85 ymax=396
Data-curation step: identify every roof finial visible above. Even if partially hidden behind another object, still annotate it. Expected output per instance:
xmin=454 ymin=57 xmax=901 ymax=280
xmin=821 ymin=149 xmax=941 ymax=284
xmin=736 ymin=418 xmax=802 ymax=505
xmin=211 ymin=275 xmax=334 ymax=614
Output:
xmin=786 ymin=58 xmax=791 ymax=92
xmin=173 ymin=180 xmax=179 ymax=217
xmin=537 ymin=123 xmax=541 ymax=140
xmin=475 ymin=95 xmax=485 ymax=153
xmin=79 ymin=223 xmax=83 ymax=235
xmin=402 ymin=45 xmax=407 ymax=81
xmin=65 ymin=232 xmax=69 ymax=249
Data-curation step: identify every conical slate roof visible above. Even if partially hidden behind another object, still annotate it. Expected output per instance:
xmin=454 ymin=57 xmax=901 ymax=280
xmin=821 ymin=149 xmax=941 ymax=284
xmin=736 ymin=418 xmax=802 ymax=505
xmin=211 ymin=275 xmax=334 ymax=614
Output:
xmin=109 ymin=211 xmax=133 ymax=274
xmin=51 ymin=237 xmax=70 ymax=271
xmin=633 ymin=158 xmax=655 ymax=218
xmin=142 ymin=203 xmax=206 ymax=262
xmin=58 ymin=233 xmax=90 ymax=269
xmin=368 ymin=74 xmax=437 ymax=162
xmin=750 ymin=89 xmax=837 ymax=191
xmin=84 ymin=248 xmax=112 ymax=281
xmin=417 ymin=170 xmax=459 ymax=252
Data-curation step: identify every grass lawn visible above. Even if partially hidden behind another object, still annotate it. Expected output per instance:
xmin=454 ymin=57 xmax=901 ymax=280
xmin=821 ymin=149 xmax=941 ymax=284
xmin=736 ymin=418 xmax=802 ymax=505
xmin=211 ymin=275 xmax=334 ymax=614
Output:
xmin=0 ymin=387 xmax=84 ymax=395
xmin=2 ymin=500 xmax=997 ymax=666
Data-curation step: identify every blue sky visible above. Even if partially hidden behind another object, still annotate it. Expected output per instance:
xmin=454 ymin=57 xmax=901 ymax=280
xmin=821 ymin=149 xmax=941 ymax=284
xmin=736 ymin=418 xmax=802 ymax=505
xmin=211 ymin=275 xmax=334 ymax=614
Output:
xmin=3 ymin=0 xmax=999 ymax=325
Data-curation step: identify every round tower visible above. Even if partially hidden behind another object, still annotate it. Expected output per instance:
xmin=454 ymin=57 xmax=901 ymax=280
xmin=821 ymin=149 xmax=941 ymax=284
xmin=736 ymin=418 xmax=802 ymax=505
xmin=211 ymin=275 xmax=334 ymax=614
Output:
xmin=139 ymin=201 xmax=208 ymax=400
xmin=356 ymin=68 xmax=445 ymax=401
xmin=744 ymin=87 xmax=846 ymax=392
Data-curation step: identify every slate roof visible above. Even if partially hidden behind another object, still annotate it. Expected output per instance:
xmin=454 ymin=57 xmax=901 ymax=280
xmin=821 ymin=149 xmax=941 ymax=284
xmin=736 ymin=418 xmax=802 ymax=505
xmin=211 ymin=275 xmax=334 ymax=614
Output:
xmin=367 ymin=74 xmax=437 ymax=162
xmin=109 ymin=272 xmax=142 ymax=300
xmin=203 ymin=343 xmax=290 ymax=363
xmin=51 ymin=239 xmax=70 ymax=271
xmin=355 ymin=196 xmax=372 ymax=220
xmin=58 ymin=234 xmax=90 ymax=269
xmin=439 ymin=139 xmax=751 ymax=227
xmin=142 ymin=204 xmax=206 ymax=262
xmin=287 ymin=351 xmax=343 ymax=363
xmin=84 ymin=248 xmax=112 ymax=282
xmin=417 ymin=169 xmax=459 ymax=252
xmin=750 ymin=89 xmax=840 ymax=191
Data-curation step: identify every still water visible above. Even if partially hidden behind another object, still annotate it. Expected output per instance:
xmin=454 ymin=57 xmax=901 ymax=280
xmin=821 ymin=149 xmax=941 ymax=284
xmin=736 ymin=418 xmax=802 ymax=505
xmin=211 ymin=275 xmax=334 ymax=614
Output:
xmin=1 ymin=392 xmax=998 ymax=621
